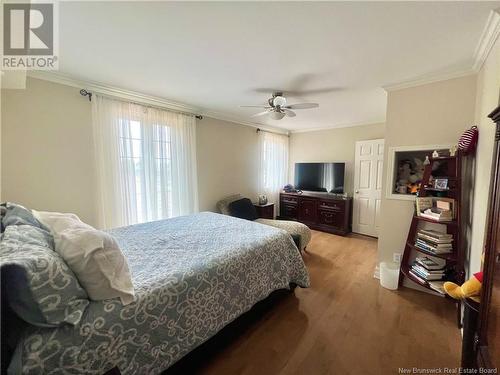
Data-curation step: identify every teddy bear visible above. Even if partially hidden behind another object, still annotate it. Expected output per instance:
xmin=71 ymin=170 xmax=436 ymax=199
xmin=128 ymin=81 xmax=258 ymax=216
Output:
xmin=396 ymin=160 xmax=412 ymax=193
xmin=409 ymin=158 xmax=424 ymax=183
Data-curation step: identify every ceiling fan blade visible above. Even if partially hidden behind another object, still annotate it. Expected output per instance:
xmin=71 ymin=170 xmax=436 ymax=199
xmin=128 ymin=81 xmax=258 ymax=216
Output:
xmin=284 ymin=103 xmax=319 ymax=110
xmin=283 ymin=109 xmax=296 ymax=117
xmin=251 ymin=110 xmax=271 ymax=118
xmin=240 ymin=105 xmax=271 ymax=108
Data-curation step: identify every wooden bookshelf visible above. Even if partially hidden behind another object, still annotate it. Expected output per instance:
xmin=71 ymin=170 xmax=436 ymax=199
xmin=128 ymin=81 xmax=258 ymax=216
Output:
xmin=399 ymin=151 xmax=466 ymax=324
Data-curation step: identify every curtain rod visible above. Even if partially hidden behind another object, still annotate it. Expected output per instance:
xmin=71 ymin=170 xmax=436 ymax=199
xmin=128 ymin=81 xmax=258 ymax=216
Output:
xmin=256 ymin=128 xmax=289 ymax=137
xmin=79 ymin=89 xmax=203 ymax=120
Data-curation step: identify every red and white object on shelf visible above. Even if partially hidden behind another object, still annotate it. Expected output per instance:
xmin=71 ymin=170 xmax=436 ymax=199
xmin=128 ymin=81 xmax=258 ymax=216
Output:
xmin=458 ymin=126 xmax=478 ymax=154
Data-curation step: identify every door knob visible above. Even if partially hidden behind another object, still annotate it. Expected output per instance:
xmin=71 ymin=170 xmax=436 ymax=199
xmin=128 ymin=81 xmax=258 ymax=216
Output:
xmin=355 ymin=190 xmax=359 ymax=194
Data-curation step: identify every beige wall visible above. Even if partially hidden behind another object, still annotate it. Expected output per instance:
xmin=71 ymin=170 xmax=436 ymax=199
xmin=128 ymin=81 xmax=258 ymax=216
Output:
xmin=469 ymin=37 xmax=500 ymax=274
xmin=1 ymin=78 xmax=98 ymax=225
xmin=377 ymin=75 xmax=478 ymax=265
xmin=196 ymin=116 xmax=260 ymax=212
xmin=1 ymin=78 xmax=262 ymax=226
xmin=289 ymin=123 xmax=385 ymax=195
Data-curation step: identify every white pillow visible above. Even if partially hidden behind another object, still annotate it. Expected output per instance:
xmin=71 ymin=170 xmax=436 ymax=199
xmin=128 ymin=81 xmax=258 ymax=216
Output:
xmin=33 ymin=210 xmax=135 ymax=305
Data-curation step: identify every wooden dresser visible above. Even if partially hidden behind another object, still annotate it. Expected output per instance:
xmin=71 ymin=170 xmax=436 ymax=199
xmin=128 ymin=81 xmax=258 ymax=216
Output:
xmin=279 ymin=192 xmax=352 ymax=236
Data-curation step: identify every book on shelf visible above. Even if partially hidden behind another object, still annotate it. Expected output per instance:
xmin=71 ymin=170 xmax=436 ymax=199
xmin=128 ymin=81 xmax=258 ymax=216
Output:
xmin=417 ymin=229 xmax=453 ymax=245
xmin=410 ymin=264 xmax=445 ymax=280
xmin=415 ymin=240 xmax=452 ymax=254
xmin=420 ymin=209 xmax=453 ymax=222
xmin=415 ymin=255 xmax=446 ymax=270
xmin=417 ymin=233 xmax=453 ymax=244
xmin=412 ymin=264 xmax=445 ymax=276
xmin=419 ymin=229 xmax=453 ymax=239
xmin=409 ymin=270 xmax=427 ymax=284
xmin=415 ymin=239 xmax=452 ymax=249
xmin=428 ymin=281 xmax=446 ymax=295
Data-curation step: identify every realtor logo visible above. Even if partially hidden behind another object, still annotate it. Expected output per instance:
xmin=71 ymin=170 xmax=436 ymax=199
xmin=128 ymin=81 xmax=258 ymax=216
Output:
xmin=2 ymin=2 xmax=58 ymax=70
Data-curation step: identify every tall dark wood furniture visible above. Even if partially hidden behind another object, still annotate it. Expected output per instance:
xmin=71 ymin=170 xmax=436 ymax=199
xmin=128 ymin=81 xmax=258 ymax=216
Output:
xmin=462 ymin=298 xmax=480 ymax=369
xmin=279 ymin=192 xmax=352 ymax=236
xmin=475 ymin=106 xmax=500 ymax=370
xmin=399 ymin=151 xmax=466 ymax=291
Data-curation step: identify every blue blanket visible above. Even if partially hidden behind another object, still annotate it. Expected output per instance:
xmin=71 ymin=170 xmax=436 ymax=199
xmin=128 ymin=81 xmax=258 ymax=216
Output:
xmin=10 ymin=212 xmax=309 ymax=374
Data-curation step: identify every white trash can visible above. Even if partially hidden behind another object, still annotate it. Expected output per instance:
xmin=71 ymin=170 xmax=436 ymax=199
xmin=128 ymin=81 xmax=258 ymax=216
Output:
xmin=380 ymin=261 xmax=400 ymax=290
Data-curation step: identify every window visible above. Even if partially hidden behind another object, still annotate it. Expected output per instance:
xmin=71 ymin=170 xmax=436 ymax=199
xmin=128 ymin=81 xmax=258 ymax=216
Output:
xmin=118 ymin=120 xmax=173 ymax=223
xmin=258 ymin=131 xmax=289 ymax=205
xmin=92 ymin=96 xmax=198 ymax=228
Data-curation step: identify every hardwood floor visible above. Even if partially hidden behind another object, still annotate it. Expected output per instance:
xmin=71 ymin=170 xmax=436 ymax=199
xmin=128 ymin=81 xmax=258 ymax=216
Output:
xmin=167 ymin=230 xmax=462 ymax=375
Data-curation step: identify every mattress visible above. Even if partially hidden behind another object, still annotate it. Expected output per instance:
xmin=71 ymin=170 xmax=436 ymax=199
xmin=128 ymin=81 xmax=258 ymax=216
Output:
xmin=9 ymin=212 xmax=309 ymax=374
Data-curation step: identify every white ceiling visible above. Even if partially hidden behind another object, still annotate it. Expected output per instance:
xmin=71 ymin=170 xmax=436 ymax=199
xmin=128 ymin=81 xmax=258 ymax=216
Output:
xmin=58 ymin=1 xmax=499 ymax=131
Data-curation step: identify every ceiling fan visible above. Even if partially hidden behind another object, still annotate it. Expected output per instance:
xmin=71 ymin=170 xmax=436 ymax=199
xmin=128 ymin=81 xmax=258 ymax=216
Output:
xmin=240 ymin=92 xmax=319 ymax=120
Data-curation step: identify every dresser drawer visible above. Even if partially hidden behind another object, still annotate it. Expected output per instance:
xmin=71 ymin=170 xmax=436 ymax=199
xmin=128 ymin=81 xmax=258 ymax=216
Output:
xmin=281 ymin=196 xmax=298 ymax=205
xmin=318 ymin=209 xmax=343 ymax=228
xmin=318 ymin=200 xmax=345 ymax=212
xmin=281 ymin=204 xmax=298 ymax=219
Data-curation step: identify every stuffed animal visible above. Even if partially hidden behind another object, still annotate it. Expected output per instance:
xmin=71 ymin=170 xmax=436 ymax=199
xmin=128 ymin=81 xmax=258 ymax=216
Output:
xmin=398 ymin=160 xmax=412 ymax=182
xmin=413 ymin=158 xmax=425 ymax=182
xmin=444 ymin=272 xmax=483 ymax=302
xmin=406 ymin=183 xmax=420 ymax=195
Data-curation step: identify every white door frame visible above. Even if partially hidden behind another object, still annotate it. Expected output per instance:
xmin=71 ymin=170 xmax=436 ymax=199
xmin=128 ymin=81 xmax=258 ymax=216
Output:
xmin=352 ymin=139 xmax=385 ymax=237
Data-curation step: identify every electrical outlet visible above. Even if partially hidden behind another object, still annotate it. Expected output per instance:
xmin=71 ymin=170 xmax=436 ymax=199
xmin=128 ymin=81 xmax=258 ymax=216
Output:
xmin=393 ymin=253 xmax=402 ymax=263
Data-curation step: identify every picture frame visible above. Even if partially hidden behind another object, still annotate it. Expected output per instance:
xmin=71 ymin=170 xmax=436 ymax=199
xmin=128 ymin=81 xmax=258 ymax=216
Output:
xmin=434 ymin=178 xmax=448 ymax=190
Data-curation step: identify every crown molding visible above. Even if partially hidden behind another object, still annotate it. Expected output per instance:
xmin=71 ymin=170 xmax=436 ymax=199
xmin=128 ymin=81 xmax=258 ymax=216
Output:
xmin=383 ymin=69 xmax=476 ymax=92
xmin=27 ymin=71 xmax=290 ymax=134
xmin=473 ymin=9 xmax=500 ymax=72
xmin=28 ymin=71 xmax=203 ymax=115
xmin=382 ymin=8 xmax=499 ymax=92
xmin=289 ymin=118 xmax=386 ymax=134
xmin=201 ymin=110 xmax=290 ymax=135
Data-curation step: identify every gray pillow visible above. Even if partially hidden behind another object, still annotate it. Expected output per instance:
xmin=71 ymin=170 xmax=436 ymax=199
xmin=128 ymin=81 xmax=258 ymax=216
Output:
xmin=1 ymin=202 xmax=47 ymax=231
xmin=0 ymin=225 xmax=89 ymax=327
xmin=228 ymin=198 xmax=259 ymax=221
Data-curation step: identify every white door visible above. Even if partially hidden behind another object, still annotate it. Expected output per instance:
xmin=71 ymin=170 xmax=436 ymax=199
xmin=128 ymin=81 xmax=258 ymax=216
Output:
xmin=353 ymin=139 xmax=384 ymax=237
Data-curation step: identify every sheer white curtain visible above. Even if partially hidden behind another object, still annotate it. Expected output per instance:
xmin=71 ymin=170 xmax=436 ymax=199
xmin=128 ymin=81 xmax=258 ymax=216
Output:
xmin=258 ymin=131 xmax=289 ymax=211
xmin=92 ymin=95 xmax=198 ymax=229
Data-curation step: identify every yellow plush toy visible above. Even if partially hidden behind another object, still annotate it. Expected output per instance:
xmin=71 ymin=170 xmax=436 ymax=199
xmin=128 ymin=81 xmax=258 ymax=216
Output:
xmin=444 ymin=272 xmax=483 ymax=302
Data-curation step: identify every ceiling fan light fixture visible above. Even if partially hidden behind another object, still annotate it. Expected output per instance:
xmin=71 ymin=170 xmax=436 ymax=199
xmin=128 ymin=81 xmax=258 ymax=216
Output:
xmin=272 ymin=95 xmax=287 ymax=107
xmin=270 ymin=111 xmax=286 ymax=120
xmin=242 ymin=92 xmax=319 ymax=120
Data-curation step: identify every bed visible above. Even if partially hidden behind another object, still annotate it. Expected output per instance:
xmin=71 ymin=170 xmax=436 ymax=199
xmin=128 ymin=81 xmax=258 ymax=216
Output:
xmin=6 ymin=212 xmax=310 ymax=374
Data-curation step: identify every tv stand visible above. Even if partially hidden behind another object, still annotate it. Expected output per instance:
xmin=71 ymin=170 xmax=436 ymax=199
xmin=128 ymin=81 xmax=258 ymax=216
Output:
xmin=279 ymin=191 xmax=352 ymax=236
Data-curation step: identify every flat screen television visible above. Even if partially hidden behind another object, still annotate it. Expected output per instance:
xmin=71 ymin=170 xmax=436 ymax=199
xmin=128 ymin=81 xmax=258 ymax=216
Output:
xmin=294 ymin=162 xmax=345 ymax=193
